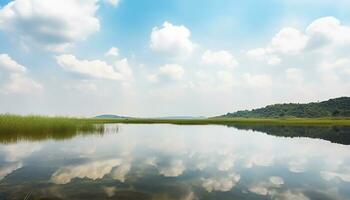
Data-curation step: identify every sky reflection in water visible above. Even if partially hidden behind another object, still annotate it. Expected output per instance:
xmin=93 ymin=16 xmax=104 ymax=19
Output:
xmin=0 ymin=124 xmax=350 ymax=200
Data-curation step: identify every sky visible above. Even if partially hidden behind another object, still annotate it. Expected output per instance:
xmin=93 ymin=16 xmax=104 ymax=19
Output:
xmin=0 ymin=0 xmax=349 ymax=117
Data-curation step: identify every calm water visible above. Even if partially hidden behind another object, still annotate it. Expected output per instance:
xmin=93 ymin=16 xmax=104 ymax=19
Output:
xmin=0 ymin=124 xmax=350 ymax=200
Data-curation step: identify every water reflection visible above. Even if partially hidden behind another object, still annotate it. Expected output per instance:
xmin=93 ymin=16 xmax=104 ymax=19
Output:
xmin=0 ymin=124 xmax=116 ymax=144
xmin=229 ymin=124 xmax=350 ymax=145
xmin=0 ymin=124 xmax=349 ymax=200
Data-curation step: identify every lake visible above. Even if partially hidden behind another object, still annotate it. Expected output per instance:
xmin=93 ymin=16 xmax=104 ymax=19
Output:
xmin=0 ymin=124 xmax=349 ymax=200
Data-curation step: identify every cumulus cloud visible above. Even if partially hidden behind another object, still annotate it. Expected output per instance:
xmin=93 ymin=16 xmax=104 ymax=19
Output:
xmin=1 ymin=142 xmax=41 ymax=162
xmin=2 ymin=73 xmax=43 ymax=94
xmin=267 ymin=56 xmax=281 ymax=66
xmin=103 ymin=186 xmax=117 ymax=197
xmin=246 ymin=49 xmax=281 ymax=66
xmin=51 ymin=159 xmax=121 ymax=184
xmin=111 ymin=162 xmax=131 ymax=182
xmin=149 ymin=64 xmax=185 ymax=82
xmin=56 ymin=54 xmax=133 ymax=82
xmin=288 ymin=158 xmax=307 ymax=173
xmin=150 ymin=21 xmax=195 ymax=58
xmin=246 ymin=16 xmax=350 ymax=66
xmin=248 ymin=176 xmax=284 ymax=196
xmin=201 ymin=50 xmax=238 ymax=69
xmin=105 ymin=0 xmax=120 ymax=7
xmin=105 ymin=47 xmax=119 ymax=57
xmin=217 ymin=157 xmax=235 ymax=171
xmin=0 ymin=0 xmax=100 ymax=51
xmin=0 ymin=54 xmax=26 ymax=73
xmin=242 ymin=73 xmax=273 ymax=89
xmin=269 ymin=27 xmax=308 ymax=54
xmin=269 ymin=176 xmax=284 ymax=186
xmin=202 ymin=173 xmax=240 ymax=192
xmin=271 ymin=190 xmax=310 ymax=200
xmin=0 ymin=162 xmax=23 ymax=180
xmin=245 ymin=154 xmax=274 ymax=168
xmin=0 ymin=54 xmax=42 ymax=94
xmin=158 ymin=159 xmax=186 ymax=177
xmin=321 ymin=170 xmax=350 ymax=182
xmin=306 ymin=16 xmax=350 ymax=49
xmin=318 ymin=58 xmax=350 ymax=82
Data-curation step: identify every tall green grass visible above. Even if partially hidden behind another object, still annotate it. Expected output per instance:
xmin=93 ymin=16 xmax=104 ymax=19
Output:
xmin=0 ymin=114 xmax=104 ymax=143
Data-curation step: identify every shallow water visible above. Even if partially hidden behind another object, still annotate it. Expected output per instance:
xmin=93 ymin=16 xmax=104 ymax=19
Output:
xmin=0 ymin=124 xmax=349 ymax=200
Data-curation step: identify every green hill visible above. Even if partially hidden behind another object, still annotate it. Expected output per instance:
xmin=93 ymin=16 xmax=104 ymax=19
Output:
xmin=221 ymin=97 xmax=350 ymax=118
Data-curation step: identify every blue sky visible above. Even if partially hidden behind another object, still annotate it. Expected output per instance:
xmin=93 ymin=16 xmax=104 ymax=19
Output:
xmin=0 ymin=0 xmax=349 ymax=117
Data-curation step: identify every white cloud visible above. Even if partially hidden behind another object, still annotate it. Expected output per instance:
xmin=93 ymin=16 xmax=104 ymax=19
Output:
xmin=288 ymin=158 xmax=307 ymax=173
xmin=267 ymin=56 xmax=281 ymax=66
xmin=272 ymin=190 xmax=310 ymax=200
xmin=105 ymin=0 xmax=120 ymax=7
xmin=2 ymin=73 xmax=43 ymax=94
xmin=245 ymin=154 xmax=274 ymax=168
xmin=248 ymin=176 xmax=284 ymax=196
xmin=158 ymin=159 xmax=185 ymax=177
xmin=202 ymin=173 xmax=240 ymax=192
xmin=269 ymin=176 xmax=284 ymax=186
xmin=103 ymin=187 xmax=117 ymax=197
xmin=247 ymin=16 xmax=350 ymax=63
xmin=105 ymin=47 xmax=119 ymax=57
xmin=243 ymin=73 xmax=273 ymax=89
xmin=246 ymin=49 xmax=281 ymax=66
xmin=150 ymin=64 xmax=185 ymax=82
xmin=56 ymin=54 xmax=133 ymax=82
xmin=248 ymin=185 xmax=269 ymax=196
xmin=0 ymin=0 xmax=100 ymax=51
xmin=111 ymin=162 xmax=131 ymax=182
xmin=217 ymin=157 xmax=235 ymax=171
xmin=2 ymin=142 xmax=41 ymax=162
xmin=269 ymin=27 xmax=308 ymax=54
xmin=246 ymin=48 xmax=267 ymax=59
xmin=0 ymin=54 xmax=42 ymax=94
xmin=0 ymin=162 xmax=23 ymax=180
xmin=201 ymin=50 xmax=238 ymax=69
xmin=306 ymin=16 xmax=350 ymax=49
xmin=321 ymin=170 xmax=350 ymax=182
xmin=51 ymin=159 xmax=121 ymax=184
xmin=286 ymin=68 xmax=304 ymax=83
xmin=150 ymin=21 xmax=195 ymax=58
xmin=0 ymin=54 xmax=26 ymax=73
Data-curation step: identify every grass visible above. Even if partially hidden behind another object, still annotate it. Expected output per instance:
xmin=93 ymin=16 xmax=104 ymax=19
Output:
xmin=0 ymin=114 xmax=105 ymax=143
xmin=86 ymin=117 xmax=350 ymax=126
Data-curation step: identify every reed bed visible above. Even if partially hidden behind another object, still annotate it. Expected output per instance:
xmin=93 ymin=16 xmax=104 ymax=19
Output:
xmin=0 ymin=114 xmax=104 ymax=143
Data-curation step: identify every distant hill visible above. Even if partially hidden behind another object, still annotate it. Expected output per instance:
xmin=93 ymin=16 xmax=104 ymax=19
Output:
xmin=221 ymin=97 xmax=350 ymax=118
xmin=95 ymin=114 xmax=129 ymax=119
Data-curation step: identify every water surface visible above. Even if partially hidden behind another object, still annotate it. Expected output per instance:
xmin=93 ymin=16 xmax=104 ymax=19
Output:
xmin=0 ymin=124 xmax=349 ymax=200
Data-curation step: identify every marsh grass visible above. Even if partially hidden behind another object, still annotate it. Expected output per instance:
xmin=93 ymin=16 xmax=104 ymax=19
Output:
xmin=0 ymin=114 xmax=105 ymax=143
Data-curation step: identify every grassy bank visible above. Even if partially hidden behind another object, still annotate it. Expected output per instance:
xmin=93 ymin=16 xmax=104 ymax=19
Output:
xmin=87 ymin=117 xmax=350 ymax=126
